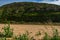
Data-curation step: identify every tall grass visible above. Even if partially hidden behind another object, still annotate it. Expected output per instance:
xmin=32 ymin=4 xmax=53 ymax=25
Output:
xmin=0 ymin=23 xmax=60 ymax=40
xmin=51 ymin=29 xmax=60 ymax=40
xmin=43 ymin=32 xmax=50 ymax=40
xmin=0 ymin=22 xmax=13 ymax=40
xmin=3 ymin=23 xmax=13 ymax=37
xmin=14 ymin=31 xmax=34 ymax=40
xmin=43 ymin=29 xmax=60 ymax=40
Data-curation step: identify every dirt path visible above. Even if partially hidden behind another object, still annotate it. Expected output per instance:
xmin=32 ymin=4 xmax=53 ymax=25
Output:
xmin=0 ymin=24 xmax=60 ymax=40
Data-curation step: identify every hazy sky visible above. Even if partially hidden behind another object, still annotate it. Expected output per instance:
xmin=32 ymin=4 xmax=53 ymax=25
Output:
xmin=0 ymin=0 xmax=60 ymax=6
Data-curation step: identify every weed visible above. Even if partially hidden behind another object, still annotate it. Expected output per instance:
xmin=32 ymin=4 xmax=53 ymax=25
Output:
xmin=51 ymin=29 xmax=60 ymax=40
xmin=43 ymin=32 xmax=50 ymax=40
xmin=2 ymin=23 xmax=13 ymax=38
xmin=35 ymin=31 xmax=41 ymax=36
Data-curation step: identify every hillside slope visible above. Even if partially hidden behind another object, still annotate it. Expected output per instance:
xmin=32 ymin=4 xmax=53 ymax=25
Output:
xmin=0 ymin=2 xmax=60 ymax=23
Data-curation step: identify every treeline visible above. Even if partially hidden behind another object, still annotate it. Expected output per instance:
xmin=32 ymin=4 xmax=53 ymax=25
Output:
xmin=0 ymin=2 xmax=60 ymax=23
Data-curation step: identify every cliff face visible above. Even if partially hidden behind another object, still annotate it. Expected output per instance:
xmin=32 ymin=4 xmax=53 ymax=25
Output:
xmin=0 ymin=2 xmax=60 ymax=23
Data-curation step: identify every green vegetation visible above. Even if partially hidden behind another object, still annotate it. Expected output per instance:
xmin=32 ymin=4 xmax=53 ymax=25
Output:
xmin=43 ymin=33 xmax=50 ymax=40
xmin=14 ymin=32 xmax=34 ymax=40
xmin=0 ymin=2 xmax=60 ymax=24
xmin=51 ymin=29 xmax=60 ymax=40
xmin=3 ymin=24 xmax=13 ymax=37
xmin=35 ymin=31 xmax=41 ymax=36
xmin=0 ymin=23 xmax=13 ymax=38
xmin=43 ymin=29 xmax=60 ymax=40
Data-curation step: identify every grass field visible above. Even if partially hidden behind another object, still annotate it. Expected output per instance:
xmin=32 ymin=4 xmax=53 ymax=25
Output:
xmin=0 ymin=24 xmax=60 ymax=40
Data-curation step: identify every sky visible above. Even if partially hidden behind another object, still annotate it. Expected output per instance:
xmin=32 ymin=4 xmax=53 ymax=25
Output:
xmin=0 ymin=0 xmax=60 ymax=6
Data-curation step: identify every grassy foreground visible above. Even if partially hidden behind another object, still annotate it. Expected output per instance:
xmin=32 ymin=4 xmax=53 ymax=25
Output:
xmin=0 ymin=23 xmax=60 ymax=40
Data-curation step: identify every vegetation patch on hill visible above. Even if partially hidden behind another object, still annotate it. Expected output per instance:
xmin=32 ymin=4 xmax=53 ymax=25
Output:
xmin=0 ymin=2 xmax=60 ymax=24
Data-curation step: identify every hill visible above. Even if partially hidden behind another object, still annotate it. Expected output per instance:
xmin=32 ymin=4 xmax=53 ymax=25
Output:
xmin=0 ymin=2 xmax=60 ymax=24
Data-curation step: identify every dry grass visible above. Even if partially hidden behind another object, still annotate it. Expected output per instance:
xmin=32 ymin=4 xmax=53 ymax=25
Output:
xmin=0 ymin=24 xmax=60 ymax=40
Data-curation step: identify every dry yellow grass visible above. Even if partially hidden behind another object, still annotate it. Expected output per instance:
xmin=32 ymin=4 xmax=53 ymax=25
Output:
xmin=0 ymin=24 xmax=60 ymax=40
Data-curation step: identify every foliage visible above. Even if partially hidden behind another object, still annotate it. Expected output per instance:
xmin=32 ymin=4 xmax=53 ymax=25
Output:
xmin=43 ymin=29 xmax=60 ymax=40
xmin=0 ymin=2 xmax=60 ymax=23
xmin=35 ymin=31 xmax=41 ymax=36
xmin=0 ymin=23 xmax=13 ymax=38
xmin=43 ymin=32 xmax=50 ymax=40
xmin=3 ymin=24 xmax=13 ymax=37
xmin=51 ymin=29 xmax=60 ymax=40
xmin=14 ymin=31 xmax=34 ymax=40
